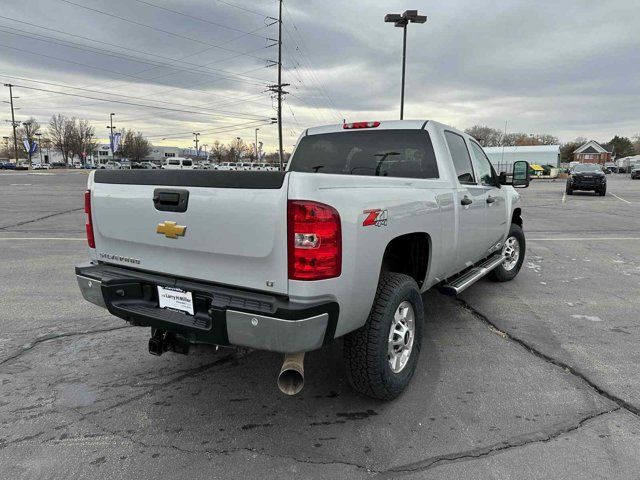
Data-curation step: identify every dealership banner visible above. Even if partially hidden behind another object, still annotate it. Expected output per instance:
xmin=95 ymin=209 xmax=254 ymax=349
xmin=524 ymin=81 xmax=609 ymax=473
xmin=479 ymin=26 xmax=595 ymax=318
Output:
xmin=110 ymin=132 xmax=122 ymax=153
xmin=22 ymin=138 xmax=38 ymax=155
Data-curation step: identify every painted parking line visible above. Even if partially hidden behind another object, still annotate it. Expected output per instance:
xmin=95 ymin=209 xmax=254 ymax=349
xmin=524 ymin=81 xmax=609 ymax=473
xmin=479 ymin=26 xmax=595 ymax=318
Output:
xmin=529 ymin=237 xmax=640 ymax=242
xmin=610 ymin=193 xmax=632 ymax=204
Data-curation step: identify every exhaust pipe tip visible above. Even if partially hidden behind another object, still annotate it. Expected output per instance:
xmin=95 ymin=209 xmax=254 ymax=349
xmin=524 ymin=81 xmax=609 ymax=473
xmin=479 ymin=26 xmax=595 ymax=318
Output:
xmin=277 ymin=352 xmax=305 ymax=396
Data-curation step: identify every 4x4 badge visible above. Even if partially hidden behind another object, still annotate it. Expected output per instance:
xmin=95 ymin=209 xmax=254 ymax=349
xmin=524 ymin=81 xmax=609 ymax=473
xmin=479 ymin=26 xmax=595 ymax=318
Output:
xmin=157 ymin=221 xmax=187 ymax=238
xmin=363 ymin=209 xmax=388 ymax=227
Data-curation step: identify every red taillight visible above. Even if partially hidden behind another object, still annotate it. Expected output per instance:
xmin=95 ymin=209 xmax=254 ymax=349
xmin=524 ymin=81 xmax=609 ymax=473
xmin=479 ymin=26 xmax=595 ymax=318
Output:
xmin=288 ymin=200 xmax=341 ymax=281
xmin=343 ymin=121 xmax=380 ymax=129
xmin=84 ymin=190 xmax=95 ymax=248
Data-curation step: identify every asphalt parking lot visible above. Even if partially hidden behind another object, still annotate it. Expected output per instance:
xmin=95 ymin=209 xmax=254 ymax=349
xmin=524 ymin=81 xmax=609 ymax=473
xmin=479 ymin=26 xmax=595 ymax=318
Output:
xmin=1 ymin=171 xmax=639 ymax=479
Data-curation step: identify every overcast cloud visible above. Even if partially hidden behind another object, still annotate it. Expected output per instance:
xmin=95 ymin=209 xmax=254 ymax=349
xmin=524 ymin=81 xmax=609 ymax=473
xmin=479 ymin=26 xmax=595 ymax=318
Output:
xmin=0 ymin=0 xmax=638 ymax=151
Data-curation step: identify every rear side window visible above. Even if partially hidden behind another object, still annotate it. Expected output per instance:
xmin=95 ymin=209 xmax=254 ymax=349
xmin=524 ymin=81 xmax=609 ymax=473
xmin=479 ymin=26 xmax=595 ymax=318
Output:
xmin=168 ymin=160 xmax=179 ymax=165
xmin=182 ymin=160 xmax=193 ymax=166
xmin=444 ymin=131 xmax=476 ymax=184
xmin=289 ymin=130 xmax=439 ymax=179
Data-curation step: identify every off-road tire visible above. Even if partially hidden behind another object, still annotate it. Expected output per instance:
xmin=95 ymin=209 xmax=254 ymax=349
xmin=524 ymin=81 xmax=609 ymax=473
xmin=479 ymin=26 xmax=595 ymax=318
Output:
xmin=489 ymin=223 xmax=526 ymax=282
xmin=343 ymin=272 xmax=424 ymax=401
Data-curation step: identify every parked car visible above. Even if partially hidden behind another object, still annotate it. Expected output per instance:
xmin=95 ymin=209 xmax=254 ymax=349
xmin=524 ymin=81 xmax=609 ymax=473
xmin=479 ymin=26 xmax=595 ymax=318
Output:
xmin=140 ymin=162 xmax=159 ymax=170
xmin=15 ymin=161 xmax=29 ymax=170
xmin=99 ymin=161 xmax=122 ymax=170
xmin=215 ymin=162 xmax=237 ymax=171
xmin=50 ymin=161 xmax=67 ymax=169
xmin=32 ymin=163 xmax=51 ymax=170
xmin=631 ymin=166 xmax=640 ymax=180
xmin=162 ymin=157 xmax=194 ymax=170
xmin=566 ymin=163 xmax=607 ymax=196
xmin=0 ymin=162 xmax=16 ymax=170
xmin=77 ymin=119 xmax=530 ymax=400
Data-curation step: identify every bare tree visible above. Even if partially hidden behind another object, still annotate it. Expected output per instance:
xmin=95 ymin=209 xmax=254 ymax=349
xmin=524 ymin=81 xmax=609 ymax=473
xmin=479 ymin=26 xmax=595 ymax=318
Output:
xmin=210 ymin=140 xmax=227 ymax=163
xmin=120 ymin=129 xmax=152 ymax=162
xmin=70 ymin=118 xmax=98 ymax=165
xmin=227 ymin=137 xmax=249 ymax=162
xmin=48 ymin=114 xmax=75 ymax=164
xmin=465 ymin=125 xmax=502 ymax=147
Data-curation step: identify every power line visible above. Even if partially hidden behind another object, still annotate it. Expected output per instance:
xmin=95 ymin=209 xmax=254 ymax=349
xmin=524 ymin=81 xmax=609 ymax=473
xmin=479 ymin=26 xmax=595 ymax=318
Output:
xmin=7 ymin=83 xmax=272 ymax=120
xmin=0 ymin=14 xmax=274 ymax=95
xmin=213 ymin=0 xmax=277 ymax=19
xmin=0 ymin=74 xmax=269 ymax=118
xmin=281 ymin=4 xmax=343 ymax=120
xmin=0 ymin=25 xmax=270 ymax=87
xmin=59 ymin=0 xmax=269 ymax=62
xmin=146 ymin=119 xmax=270 ymax=140
xmin=132 ymin=0 xmax=271 ymax=38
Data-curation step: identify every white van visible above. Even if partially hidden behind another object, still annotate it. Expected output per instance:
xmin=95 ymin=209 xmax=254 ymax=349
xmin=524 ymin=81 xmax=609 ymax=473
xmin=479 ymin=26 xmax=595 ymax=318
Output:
xmin=216 ymin=162 xmax=237 ymax=171
xmin=163 ymin=157 xmax=194 ymax=170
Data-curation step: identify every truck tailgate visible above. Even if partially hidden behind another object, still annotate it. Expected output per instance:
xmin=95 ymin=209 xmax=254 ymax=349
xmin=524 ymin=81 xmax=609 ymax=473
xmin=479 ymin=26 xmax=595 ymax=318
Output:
xmin=90 ymin=170 xmax=289 ymax=295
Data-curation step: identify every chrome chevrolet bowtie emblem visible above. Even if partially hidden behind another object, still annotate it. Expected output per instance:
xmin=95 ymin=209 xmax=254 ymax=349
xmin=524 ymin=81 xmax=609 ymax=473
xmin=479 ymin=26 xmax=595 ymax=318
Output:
xmin=157 ymin=221 xmax=186 ymax=239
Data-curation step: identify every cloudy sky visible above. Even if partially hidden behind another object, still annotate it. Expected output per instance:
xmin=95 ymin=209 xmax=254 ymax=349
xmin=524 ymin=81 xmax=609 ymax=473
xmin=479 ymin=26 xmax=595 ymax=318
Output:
xmin=0 ymin=0 xmax=638 ymax=152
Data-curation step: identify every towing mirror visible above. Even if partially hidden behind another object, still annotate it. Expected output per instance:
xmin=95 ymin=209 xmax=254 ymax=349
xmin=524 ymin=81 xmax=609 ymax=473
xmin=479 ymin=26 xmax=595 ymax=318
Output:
xmin=512 ymin=161 xmax=530 ymax=188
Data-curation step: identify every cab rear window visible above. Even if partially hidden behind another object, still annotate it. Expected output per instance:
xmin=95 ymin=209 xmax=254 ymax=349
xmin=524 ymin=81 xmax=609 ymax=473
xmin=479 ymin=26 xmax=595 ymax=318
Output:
xmin=289 ymin=130 xmax=439 ymax=179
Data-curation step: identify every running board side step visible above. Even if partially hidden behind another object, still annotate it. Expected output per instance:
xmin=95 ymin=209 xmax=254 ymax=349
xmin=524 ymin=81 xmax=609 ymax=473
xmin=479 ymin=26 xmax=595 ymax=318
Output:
xmin=438 ymin=255 xmax=506 ymax=296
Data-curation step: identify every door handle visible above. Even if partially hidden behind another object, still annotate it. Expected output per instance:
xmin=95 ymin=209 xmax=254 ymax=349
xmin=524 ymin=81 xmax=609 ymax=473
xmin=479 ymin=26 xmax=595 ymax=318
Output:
xmin=153 ymin=188 xmax=189 ymax=213
xmin=461 ymin=197 xmax=473 ymax=206
xmin=486 ymin=196 xmax=496 ymax=204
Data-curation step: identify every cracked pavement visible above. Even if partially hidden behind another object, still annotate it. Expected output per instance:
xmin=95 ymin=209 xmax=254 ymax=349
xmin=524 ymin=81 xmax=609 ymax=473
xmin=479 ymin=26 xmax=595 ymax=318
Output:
xmin=1 ymin=172 xmax=640 ymax=479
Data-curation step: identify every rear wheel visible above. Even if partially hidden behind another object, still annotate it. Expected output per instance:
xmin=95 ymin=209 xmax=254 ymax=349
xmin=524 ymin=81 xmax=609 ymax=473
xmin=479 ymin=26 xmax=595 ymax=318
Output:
xmin=489 ymin=223 xmax=526 ymax=282
xmin=343 ymin=272 xmax=423 ymax=401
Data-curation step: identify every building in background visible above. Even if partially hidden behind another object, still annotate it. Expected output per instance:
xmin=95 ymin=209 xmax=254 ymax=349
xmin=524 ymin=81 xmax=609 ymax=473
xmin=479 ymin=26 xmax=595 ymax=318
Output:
xmin=572 ymin=140 xmax=612 ymax=164
xmin=143 ymin=146 xmax=183 ymax=164
xmin=484 ymin=145 xmax=561 ymax=173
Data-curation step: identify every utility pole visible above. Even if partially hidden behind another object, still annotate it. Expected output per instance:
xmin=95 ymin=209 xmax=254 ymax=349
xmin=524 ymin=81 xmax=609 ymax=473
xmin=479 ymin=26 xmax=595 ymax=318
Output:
xmin=193 ymin=132 xmax=200 ymax=157
xmin=35 ymin=132 xmax=43 ymax=165
xmin=277 ymin=0 xmax=284 ymax=169
xmin=254 ymin=128 xmax=260 ymax=161
xmin=267 ymin=0 xmax=289 ymax=171
xmin=4 ymin=84 xmax=20 ymax=165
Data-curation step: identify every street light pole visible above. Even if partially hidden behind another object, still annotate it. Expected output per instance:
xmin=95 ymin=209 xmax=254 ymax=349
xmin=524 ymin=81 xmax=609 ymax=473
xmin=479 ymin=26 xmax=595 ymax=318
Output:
xmin=384 ymin=10 xmax=427 ymax=120
xmin=4 ymin=84 xmax=20 ymax=164
xmin=193 ymin=132 xmax=200 ymax=157
xmin=35 ymin=132 xmax=43 ymax=164
xmin=255 ymin=128 xmax=260 ymax=161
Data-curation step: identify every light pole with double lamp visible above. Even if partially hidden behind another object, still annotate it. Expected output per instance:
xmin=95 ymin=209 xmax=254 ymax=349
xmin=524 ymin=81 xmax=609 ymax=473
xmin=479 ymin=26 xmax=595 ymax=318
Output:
xmin=384 ymin=10 xmax=427 ymax=120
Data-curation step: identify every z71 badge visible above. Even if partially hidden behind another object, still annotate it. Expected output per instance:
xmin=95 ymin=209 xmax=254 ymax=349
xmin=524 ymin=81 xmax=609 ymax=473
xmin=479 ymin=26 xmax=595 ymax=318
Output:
xmin=363 ymin=209 xmax=388 ymax=227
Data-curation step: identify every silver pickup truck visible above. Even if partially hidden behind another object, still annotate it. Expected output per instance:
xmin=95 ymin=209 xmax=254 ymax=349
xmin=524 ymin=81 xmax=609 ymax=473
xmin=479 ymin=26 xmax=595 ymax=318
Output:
xmin=76 ymin=120 xmax=529 ymax=400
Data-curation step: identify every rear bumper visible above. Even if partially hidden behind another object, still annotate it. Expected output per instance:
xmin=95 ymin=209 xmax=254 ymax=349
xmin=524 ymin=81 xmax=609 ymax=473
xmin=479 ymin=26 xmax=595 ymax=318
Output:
xmin=76 ymin=262 xmax=338 ymax=353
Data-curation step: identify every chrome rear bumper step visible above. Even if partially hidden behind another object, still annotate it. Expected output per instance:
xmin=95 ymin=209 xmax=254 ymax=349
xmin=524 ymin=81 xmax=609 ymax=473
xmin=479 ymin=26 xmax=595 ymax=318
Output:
xmin=439 ymin=255 xmax=506 ymax=296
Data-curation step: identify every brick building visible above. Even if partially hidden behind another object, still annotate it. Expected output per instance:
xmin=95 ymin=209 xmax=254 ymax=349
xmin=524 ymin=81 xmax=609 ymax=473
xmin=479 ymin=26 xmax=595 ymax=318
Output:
xmin=573 ymin=140 xmax=612 ymax=164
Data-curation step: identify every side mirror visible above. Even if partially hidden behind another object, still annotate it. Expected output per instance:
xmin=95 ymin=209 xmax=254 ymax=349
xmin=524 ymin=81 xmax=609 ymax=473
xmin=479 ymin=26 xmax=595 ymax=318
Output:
xmin=512 ymin=161 xmax=530 ymax=188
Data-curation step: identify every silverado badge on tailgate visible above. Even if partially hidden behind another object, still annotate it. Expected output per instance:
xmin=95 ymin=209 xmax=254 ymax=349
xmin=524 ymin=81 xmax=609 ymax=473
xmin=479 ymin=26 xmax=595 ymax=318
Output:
xmin=157 ymin=221 xmax=187 ymax=239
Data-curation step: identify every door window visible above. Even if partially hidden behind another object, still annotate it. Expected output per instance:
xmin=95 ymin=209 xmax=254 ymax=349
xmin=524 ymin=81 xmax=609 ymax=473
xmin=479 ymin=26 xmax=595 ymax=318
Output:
xmin=469 ymin=141 xmax=497 ymax=187
xmin=444 ymin=131 xmax=476 ymax=185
